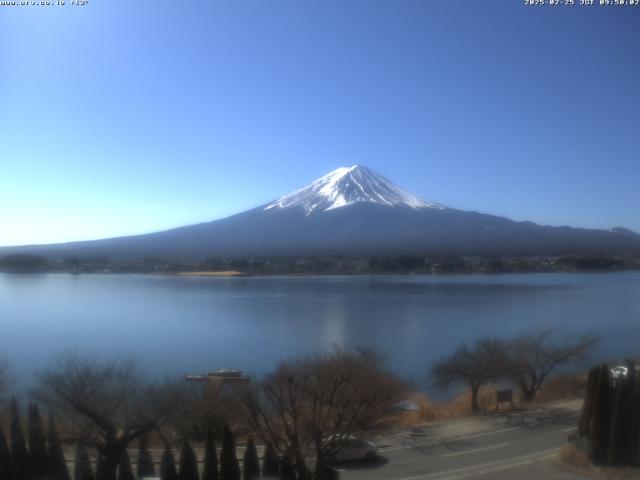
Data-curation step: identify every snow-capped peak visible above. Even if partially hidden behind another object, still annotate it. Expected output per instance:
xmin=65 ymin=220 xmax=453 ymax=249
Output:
xmin=264 ymin=165 xmax=446 ymax=216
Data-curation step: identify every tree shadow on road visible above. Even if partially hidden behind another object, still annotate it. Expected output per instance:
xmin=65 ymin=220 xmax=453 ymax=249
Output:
xmin=334 ymin=455 xmax=389 ymax=470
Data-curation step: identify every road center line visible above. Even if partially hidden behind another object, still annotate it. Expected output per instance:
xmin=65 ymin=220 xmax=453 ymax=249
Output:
xmin=444 ymin=443 xmax=509 ymax=457
xmin=561 ymin=427 xmax=577 ymax=433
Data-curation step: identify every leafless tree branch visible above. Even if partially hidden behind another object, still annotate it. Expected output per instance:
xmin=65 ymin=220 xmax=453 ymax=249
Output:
xmin=242 ymin=348 xmax=406 ymax=479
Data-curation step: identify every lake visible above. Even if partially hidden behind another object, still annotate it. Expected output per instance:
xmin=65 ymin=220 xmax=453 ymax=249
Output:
xmin=1 ymin=272 xmax=639 ymax=392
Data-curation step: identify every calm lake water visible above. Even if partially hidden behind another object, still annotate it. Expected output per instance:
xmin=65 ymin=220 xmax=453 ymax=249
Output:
xmin=1 ymin=272 xmax=639 ymax=391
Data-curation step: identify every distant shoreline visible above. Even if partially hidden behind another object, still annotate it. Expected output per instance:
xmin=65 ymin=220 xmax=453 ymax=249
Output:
xmin=2 ymin=270 xmax=640 ymax=279
xmin=1 ymin=252 xmax=639 ymax=276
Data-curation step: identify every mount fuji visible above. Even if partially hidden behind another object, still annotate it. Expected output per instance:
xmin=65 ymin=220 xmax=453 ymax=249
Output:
xmin=263 ymin=165 xmax=445 ymax=214
xmin=3 ymin=165 xmax=639 ymax=259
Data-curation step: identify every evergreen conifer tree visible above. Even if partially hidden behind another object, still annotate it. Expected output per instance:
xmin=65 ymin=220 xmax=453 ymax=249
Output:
xmin=280 ymin=458 xmax=296 ymax=480
xmin=28 ymin=402 xmax=50 ymax=479
xmin=578 ymin=367 xmax=598 ymax=438
xmin=630 ymin=367 xmax=640 ymax=466
xmin=201 ymin=431 xmax=219 ymax=480
xmin=220 ymin=425 xmax=240 ymax=480
xmin=136 ymin=437 xmax=155 ymax=479
xmin=261 ymin=443 xmax=280 ymax=479
xmin=589 ymin=364 xmax=612 ymax=464
xmin=0 ymin=424 xmax=14 ymax=480
xmin=117 ymin=451 xmax=135 ymax=480
xmin=624 ymin=367 xmax=639 ymax=465
xmin=95 ymin=454 xmax=106 ymax=480
xmin=178 ymin=439 xmax=199 ymax=480
xmin=48 ymin=414 xmax=70 ymax=480
xmin=607 ymin=376 xmax=627 ymax=465
xmin=242 ymin=437 xmax=260 ymax=480
xmin=74 ymin=444 xmax=95 ymax=480
xmin=612 ymin=365 xmax=639 ymax=466
xmin=159 ymin=446 xmax=178 ymax=480
xmin=10 ymin=398 xmax=31 ymax=480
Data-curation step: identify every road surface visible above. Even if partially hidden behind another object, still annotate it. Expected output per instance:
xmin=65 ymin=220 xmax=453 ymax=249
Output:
xmin=336 ymin=402 xmax=587 ymax=480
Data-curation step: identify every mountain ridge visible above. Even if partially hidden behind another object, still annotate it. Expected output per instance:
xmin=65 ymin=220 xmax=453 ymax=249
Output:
xmin=1 ymin=165 xmax=639 ymax=260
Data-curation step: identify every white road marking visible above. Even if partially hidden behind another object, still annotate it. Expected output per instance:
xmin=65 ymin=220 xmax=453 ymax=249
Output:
xmin=444 ymin=443 xmax=509 ymax=457
xmin=393 ymin=448 xmax=559 ymax=480
xmin=562 ymin=427 xmax=577 ymax=433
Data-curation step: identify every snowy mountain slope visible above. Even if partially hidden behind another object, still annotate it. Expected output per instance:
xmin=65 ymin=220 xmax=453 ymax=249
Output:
xmin=2 ymin=166 xmax=639 ymax=259
xmin=263 ymin=165 xmax=445 ymax=215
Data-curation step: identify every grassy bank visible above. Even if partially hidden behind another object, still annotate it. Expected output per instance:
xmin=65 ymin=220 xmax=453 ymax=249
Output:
xmin=395 ymin=373 xmax=587 ymax=427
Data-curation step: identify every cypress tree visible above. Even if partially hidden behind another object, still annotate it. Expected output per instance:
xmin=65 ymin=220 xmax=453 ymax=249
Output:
xmin=623 ymin=365 xmax=640 ymax=467
xmin=28 ymin=402 xmax=50 ymax=479
xmin=159 ymin=446 xmax=178 ymax=480
xmin=607 ymin=376 xmax=627 ymax=465
xmin=280 ymin=459 xmax=296 ymax=480
xmin=178 ymin=439 xmax=198 ymax=480
xmin=242 ymin=437 xmax=260 ymax=480
xmin=261 ymin=443 xmax=280 ymax=479
xmin=95 ymin=454 xmax=105 ymax=480
xmin=136 ymin=437 xmax=155 ymax=479
xmin=578 ymin=367 xmax=599 ymax=438
xmin=0 ymin=424 xmax=13 ymax=480
xmin=611 ymin=367 xmax=638 ymax=466
xmin=74 ymin=444 xmax=95 ymax=480
xmin=632 ymin=368 xmax=640 ymax=466
xmin=625 ymin=367 xmax=639 ymax=466
xmin=48 ymin=414 xmax=70 ymax=480
xmin=219 ymin=425 xmax=240 ymax=480
xmin=117 ymin=451 xmax=135 ymax=480
xmin=201 ymin=431 xmax=219 ymax=480
xmin=10 ymin=398 xmax=31 ymax=480
xmin=589 ymin=364 xmax=612 ymax=464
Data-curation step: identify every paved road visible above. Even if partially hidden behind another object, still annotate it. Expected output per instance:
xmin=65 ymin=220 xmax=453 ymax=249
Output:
xmin=336 ymin=403 xmax=588 ymax=480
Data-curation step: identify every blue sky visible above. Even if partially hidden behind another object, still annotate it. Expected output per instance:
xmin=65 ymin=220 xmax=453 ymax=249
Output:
xmin=1 ymin=1 xmax=638 ymax=246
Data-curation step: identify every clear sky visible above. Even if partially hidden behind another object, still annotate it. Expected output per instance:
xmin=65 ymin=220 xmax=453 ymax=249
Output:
xmin=1 ymin=1 xmax=638 ymax=246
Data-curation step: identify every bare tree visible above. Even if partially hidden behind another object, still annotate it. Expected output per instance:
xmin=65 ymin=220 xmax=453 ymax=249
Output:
xmin=431 ymin=338 xmax=507 ymax=415
xmin=34 ymin=353 xmax=169 ymax=480
xmin=504 ymin=329 xmax=600 ymax=401
xmin=159 ymin=378 xmax=242 ymax=441
xmin=243 ymin=348 xmax=405 ymax=479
